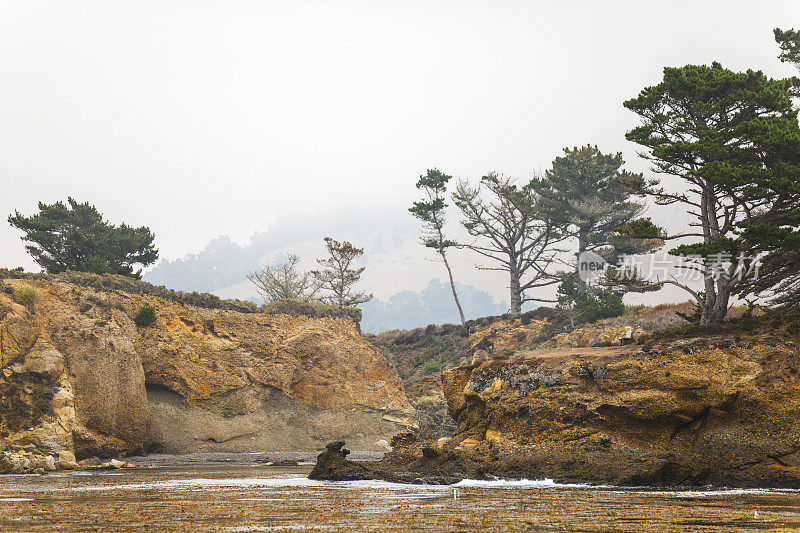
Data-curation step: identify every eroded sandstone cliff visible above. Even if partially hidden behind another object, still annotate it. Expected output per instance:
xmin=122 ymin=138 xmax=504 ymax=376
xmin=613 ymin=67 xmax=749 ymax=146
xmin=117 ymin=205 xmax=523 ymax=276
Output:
xmin=0 ymin=273 xmax=414 ymax=459
xmin=313 ymin=317 xmax=800 ymax=487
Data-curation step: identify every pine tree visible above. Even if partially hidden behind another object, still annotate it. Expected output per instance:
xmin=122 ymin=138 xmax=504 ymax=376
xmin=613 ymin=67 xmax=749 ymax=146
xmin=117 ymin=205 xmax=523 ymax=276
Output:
xmin=409 ymin=169 xmax=465 ymax=325
xmin=8 ymin=197 xmax=158 ymax=278
xmin=622 ymin=62 xmax=800 ymax=323
xmin=532 ymin=145 xmax=663 ymax=292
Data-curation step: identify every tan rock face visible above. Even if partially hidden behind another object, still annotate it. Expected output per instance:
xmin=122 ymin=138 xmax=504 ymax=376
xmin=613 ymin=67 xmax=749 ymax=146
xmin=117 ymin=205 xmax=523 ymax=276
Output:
xmin=552 ymin=325 xmax=646 ymax=348
xmin=438 ymin=335 xmax=800 ymax=486
xmin=0 ymin=275 xmax=414 ymax=458
xmin=0 ymin=293 xmax=77 ymax=456
xmin=468 ymin=319 xmax=547 ymax=353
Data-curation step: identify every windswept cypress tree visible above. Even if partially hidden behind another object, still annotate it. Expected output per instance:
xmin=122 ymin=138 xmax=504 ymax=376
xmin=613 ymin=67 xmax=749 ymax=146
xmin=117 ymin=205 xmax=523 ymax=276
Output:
xmin=622 ymin=61 xmax=800 ymax=323
xmin=733 ymin=30 xmax=800 ymax=308
xmin=409 ymin=169 xmax=466 ymax=325
xmin=8 ymin=197 xmax=158 ymax=278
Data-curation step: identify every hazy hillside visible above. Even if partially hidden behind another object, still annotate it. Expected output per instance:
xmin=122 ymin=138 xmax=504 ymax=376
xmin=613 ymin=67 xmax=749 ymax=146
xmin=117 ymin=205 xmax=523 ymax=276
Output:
xmin=144 ymin=233 xmax=510 ymax=332
xmin=360 ymin=279 xmax=507 ymax=333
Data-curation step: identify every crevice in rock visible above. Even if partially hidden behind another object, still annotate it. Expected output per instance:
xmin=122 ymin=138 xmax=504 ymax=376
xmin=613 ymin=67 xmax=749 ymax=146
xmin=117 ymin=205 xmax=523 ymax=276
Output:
xmin=669 ymin=407 xmax=710 ymax=442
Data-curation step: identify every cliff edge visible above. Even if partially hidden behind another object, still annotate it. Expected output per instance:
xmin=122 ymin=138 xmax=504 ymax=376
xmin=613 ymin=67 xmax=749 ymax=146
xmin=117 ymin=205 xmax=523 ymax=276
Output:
xmin=0 ymin=272 xmax=414 ymax=460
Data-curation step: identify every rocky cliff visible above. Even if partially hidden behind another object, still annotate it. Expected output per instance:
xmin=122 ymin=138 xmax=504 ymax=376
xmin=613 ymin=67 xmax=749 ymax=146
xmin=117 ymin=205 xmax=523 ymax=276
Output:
xmin=0 ymin=273 xmax=414 ymax=460
xmin=313 ymin=314 xmax=800 ymax=488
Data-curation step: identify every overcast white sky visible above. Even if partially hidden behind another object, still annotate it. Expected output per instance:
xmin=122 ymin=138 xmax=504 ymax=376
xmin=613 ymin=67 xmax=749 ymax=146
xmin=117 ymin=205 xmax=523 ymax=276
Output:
xmin=1 ymin=1 xmax=797 ymax=304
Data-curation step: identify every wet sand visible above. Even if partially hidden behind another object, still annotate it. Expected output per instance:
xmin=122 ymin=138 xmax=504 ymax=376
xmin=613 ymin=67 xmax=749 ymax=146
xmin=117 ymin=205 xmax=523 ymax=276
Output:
xmin=1 ymin=459 xmax=800 ymax=532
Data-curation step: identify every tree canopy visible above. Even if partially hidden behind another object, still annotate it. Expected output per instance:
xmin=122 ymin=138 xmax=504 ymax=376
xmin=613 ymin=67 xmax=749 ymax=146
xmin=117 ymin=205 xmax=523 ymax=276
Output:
xmin=453 ymin=173 xmax=566 ymax=314
xmin=724 ymin=30 xmax=800 ymax=309
xmin=532 ymin=144 xmax=662 ymax=291
xmin=311 ymin=237 xmax=372 ymax=308
xmin=622 ymin=62 xmax=800 ymax=322
xmin=775 ymin=27 xmax=800 ymax=67
xmin=8 ymin=198 xmax=158 ymax=278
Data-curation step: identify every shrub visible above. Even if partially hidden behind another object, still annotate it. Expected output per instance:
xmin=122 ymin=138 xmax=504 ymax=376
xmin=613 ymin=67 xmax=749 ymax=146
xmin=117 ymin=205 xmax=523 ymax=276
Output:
xmin=422 ymin=360 xmax=443 ymax=375
xmin=787 ymin=320 xmax=800 ymax=335
xmin=261 ymin=298 xmax=361 ymax=323
xmin=13 ymin=286 xmax=38 ymax=313
xmin=556 ymin=278 xmax=626 ymax=328
xmin=676 ymin=294 xmax=704 ymax=323
xmin=134 ymin=303 xmax=157 ymax=327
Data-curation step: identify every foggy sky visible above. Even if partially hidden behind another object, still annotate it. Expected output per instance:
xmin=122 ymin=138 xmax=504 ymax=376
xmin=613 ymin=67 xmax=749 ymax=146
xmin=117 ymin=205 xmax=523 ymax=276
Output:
xmin=1 ymin=1 xmax=797 ymax=304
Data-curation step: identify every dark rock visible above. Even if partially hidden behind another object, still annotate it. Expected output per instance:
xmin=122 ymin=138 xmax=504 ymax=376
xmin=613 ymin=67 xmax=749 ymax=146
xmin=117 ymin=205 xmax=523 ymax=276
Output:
xmin=390 ymin=432 xmax=417 ymax=450
xmin=326 ymin=441 xmax=346 ymax=452
xmin=421 ymin=447 xmax=439 ymax=459
xmin=270 ymin=459 xmax=299 ymax=467
xmin=309 ymin=441 xmax=380 ymax=481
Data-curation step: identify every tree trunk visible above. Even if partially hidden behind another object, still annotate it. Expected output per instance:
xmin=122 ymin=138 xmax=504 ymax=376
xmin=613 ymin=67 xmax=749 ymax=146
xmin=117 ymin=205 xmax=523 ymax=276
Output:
xmin=698 ymin=186 xmax=729 ymax=324
xmin=509 ymin=269 xmax=522 ymax=315
xmin=701 ymin=279 xmax=730 ymax=324
xmin=576 ymin=230 xmax=588 ymax=293
xmin=440 ymin=250 xmax=466 ymax=325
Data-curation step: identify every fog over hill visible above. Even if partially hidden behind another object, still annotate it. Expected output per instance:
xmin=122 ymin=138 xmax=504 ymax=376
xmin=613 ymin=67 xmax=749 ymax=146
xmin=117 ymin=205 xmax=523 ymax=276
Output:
xmin=142 ymin=210 xmax=514 ymax=332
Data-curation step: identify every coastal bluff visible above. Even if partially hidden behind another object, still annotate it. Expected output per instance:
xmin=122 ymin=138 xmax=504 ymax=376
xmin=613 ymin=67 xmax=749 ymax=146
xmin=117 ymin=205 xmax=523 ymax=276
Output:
xmin=0 ymin=271 xmax=414 ymax=462
xmin=313 ymin=317 xmax=800 ymax=488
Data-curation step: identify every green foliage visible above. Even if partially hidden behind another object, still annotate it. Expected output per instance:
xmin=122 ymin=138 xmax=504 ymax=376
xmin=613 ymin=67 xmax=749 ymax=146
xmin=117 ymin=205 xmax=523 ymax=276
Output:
xmin=372 ymin=329 xmax=468 ymax=381
xmin=421 ymin=359 xmax=443 ymax=375
xmin=615 ymin=218 xmax=666 ymax=240
xmin=775 ymin=28 xmax=800 ymax=66
xmin=531 ymin=145 xmax=663 ymax=294
xmin=557 ymin=277 xmax=625 ymax=328
xmin=623 ymin=61 xmax=800 ymax=321
xmin=80 ymin=255 xmax=113 ymax=275
xmin=8 ymin=198 xmax=158 ymax=278
xmin=13 ymin=286 xmax=38 ymax=313
xmin=675 ymin=293 xmax=704 ymax=323
xmin=786 ymin=319 xmax=800 ymax=335
xmin=409 ymin=169 xmax=458 ymax=250
xmin=134 ymin=303 xmax=157 ymax=327
xmin=739 ymin=224 xmax=800 ymax=309
xmin=533 ymin=144 xmax=651 ymax=235
xmin=409 ymin=169 xmax=466 ymax=325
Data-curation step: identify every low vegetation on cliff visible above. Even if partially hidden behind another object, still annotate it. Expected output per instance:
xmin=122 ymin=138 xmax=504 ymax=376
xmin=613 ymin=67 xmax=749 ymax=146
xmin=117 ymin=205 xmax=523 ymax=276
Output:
xmin=0 ymin=271 xmax=414 ymax=463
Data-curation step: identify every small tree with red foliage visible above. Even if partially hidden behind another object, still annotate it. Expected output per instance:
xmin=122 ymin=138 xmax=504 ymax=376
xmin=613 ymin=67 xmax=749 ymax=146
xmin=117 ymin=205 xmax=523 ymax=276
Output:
xmin=311 ymin=237 xmax=373 ymax=308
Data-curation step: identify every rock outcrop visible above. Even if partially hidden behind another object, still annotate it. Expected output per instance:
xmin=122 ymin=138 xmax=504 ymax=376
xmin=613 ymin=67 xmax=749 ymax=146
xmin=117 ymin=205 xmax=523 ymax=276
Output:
xmin=315 ymin=330 xmax=800 ymax=487
xmin=0 ymin=273 xmax=414 ymax=460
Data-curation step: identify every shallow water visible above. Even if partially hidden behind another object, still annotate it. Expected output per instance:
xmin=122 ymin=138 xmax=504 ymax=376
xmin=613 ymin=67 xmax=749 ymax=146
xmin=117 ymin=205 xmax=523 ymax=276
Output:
xmin=2 ymin=464 xmax=800 ymax=532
